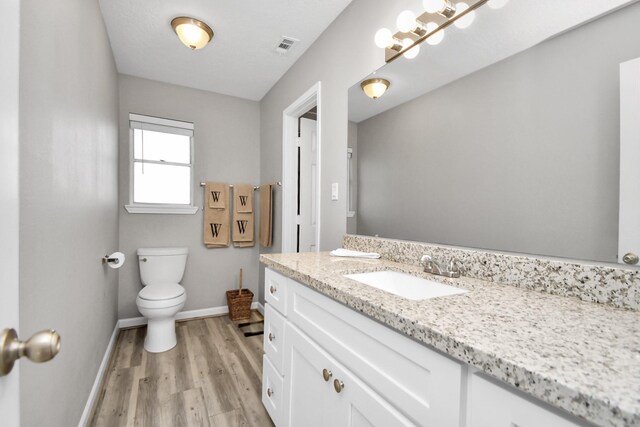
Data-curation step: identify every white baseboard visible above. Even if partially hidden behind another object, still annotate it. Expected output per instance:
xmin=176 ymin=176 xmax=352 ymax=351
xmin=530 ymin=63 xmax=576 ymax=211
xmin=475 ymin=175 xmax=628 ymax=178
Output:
xmin=78 ymin=322 xmax=120 ymax=427
xmin=118 ymin=302 xmax=261 ymax=329
xmin=79 ymin=302 xmax=263 ymax=426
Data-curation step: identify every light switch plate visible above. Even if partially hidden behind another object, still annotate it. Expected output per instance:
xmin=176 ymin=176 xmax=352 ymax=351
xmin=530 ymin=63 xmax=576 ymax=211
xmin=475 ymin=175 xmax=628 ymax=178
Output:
xmin=331 ymin=183 xmax=339 ymax=201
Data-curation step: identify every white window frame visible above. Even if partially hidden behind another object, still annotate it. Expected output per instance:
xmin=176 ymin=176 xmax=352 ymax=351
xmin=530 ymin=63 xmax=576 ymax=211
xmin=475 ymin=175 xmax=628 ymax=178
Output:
xmin=125 ymin=113 xmax=198 ymax=214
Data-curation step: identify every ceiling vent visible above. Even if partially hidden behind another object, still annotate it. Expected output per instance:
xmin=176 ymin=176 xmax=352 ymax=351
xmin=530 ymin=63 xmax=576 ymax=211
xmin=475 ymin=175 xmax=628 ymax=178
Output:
xmin=275 ymin=36 xmax=299 ymax=54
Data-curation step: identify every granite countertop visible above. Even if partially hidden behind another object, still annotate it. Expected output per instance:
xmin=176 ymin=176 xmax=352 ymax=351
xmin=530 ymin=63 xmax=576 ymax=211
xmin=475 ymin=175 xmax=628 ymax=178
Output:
xmin=260 ymin=252 xmax=640 ymax=427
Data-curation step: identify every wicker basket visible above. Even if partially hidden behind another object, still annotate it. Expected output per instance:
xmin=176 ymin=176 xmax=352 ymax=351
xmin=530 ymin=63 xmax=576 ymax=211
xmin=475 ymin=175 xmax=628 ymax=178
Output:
xmin=226 ymin=288 xmax=254 ymax=320
xmin=226 ymin=268 xmax=253 ymax=320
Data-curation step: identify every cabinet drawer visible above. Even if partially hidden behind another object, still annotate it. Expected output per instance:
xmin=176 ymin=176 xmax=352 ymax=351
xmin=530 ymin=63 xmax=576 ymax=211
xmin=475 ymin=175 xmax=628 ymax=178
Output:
xmin=287 ymin=279 xmax=463 ymax=426
xmin=265 ymin=268 xmax=288 ymax=316
xmin=469 ymin=374 xmax=587 ymax=427
xmin=262 ymin=355 xmax=284 ymax=426
xmin=264 ymin=303 xmax=286 ymax=374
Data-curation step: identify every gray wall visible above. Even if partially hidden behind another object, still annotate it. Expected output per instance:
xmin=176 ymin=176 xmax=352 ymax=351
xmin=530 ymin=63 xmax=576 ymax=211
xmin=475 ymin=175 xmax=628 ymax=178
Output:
xmin=118 ymin=75 xmax=261 ymax=319
xmin=356 ymin=4 xmax=640 ymax=263
xmin=347 ymin=121 xmax=358 ymax=234
xmin=18 ymin=0 xmax=119 ymax=425
xmin=258 ymin=0 xmax=417 ymax=302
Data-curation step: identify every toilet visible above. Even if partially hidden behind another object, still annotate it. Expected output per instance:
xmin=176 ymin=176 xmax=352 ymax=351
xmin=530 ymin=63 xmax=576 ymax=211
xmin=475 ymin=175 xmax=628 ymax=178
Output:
xmin=136 ymin=247 xmax=188 ymax=353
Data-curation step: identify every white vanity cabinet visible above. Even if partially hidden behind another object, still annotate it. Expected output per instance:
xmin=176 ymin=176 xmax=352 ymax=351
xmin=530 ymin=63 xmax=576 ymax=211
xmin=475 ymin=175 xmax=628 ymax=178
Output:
xmin=262 ymin=268 xmax=464 ymax=427
xmin=262 ymin=268 xmax=593 ymax=427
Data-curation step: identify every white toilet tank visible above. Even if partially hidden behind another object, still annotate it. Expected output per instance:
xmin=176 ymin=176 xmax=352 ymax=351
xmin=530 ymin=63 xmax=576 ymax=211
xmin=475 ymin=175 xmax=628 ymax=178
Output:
xmin=137 ymin=247 xmax=188 ymax=286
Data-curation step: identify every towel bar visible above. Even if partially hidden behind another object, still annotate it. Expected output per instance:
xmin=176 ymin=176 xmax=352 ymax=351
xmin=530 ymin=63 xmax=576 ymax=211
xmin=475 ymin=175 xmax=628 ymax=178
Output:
xmin=199 ymin=182 xmax=281 ymax=191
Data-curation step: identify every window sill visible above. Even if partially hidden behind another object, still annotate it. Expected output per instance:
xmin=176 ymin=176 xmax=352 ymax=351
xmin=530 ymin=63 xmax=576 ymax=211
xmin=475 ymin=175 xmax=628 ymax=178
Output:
xmin=125 ymin=204 xmax=199 ymax=215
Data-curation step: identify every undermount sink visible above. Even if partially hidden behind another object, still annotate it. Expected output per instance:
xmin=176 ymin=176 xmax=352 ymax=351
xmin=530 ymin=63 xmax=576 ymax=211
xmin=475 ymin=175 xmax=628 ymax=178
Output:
xmin=344 ymin=270 xmax=468 ymax=301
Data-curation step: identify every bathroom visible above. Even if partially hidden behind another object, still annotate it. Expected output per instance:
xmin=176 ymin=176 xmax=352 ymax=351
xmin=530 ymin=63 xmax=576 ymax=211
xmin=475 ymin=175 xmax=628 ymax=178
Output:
xmin=1 ymin=0 xmax=639 ymax=426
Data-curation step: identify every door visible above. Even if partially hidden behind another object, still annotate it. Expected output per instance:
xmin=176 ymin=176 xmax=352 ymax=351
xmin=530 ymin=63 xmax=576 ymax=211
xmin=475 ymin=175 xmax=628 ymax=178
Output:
xmin=619 ymin=57 xmax=640 ymax=265
xmin=298 ymin=117 xmax=318 ymax=252
xmin=0 ymin=0 xmax=21 ymax=423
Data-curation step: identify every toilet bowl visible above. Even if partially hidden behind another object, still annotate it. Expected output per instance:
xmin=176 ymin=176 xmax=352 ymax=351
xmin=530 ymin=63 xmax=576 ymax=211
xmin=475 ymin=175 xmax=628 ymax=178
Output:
xmin=136 ymin=247 xmax=188 ymax=353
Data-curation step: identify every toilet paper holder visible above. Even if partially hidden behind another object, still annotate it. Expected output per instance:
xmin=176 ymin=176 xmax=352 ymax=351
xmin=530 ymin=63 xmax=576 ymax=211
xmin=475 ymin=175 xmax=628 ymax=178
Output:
xmin=102 ymin=252 xmax=125 ymax=269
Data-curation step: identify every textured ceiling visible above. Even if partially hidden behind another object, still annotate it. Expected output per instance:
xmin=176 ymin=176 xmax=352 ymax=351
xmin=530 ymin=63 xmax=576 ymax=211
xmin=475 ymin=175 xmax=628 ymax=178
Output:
xmin=349 ymin=0 xmax=639 ymax=123
xmin=99 ymin=0 xmax=352 ymax=101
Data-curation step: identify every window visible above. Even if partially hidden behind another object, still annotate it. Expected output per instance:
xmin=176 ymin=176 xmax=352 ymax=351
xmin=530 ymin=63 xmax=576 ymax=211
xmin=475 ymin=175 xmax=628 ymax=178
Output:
xmin=125 ymin=113 xmax=198 ymax=214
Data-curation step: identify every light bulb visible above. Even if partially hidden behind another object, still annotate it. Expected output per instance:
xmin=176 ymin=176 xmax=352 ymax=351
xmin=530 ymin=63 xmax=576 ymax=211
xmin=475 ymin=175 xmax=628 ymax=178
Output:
xmin=375 ymin=28 xmax=393 ymax=48
xmin=425 ymin=22 xmax=445 ymax=45
xmin=397 ymin=10 xmax=417 ymax=33
xmin=402 ymin=38 xmax=420 ymax=59
xmin=454 ymin=2 xmax=475 ymax=29
xmin=488 ymin=0 xmax=509 ymax=9
xmin=423 ymin=0 xmax=446 ymax=14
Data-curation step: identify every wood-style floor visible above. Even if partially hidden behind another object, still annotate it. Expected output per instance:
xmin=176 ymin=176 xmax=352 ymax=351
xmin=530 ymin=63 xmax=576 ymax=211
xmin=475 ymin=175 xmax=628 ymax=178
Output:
xmin=89 ymin=311 xmax=275 ymax=427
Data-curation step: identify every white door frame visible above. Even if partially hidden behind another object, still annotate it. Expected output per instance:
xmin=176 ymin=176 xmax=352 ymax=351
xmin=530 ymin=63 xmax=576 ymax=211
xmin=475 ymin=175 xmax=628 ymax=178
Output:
xmin=619 ymin=57 xmax=640 ymax=265
xmin=0 ymin=0 xmax=21 ymax=423
xmin=282 ymin=82 xmax=322 ymax=253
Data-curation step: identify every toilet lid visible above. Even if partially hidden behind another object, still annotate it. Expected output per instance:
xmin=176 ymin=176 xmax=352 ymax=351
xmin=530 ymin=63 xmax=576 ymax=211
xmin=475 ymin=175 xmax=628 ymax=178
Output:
xmin=138 ymin=283 xmax=185 ymax=301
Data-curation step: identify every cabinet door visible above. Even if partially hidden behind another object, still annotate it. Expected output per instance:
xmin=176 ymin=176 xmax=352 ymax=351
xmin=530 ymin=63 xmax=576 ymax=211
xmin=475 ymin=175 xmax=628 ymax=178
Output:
xmin=469 ymin=374 xmax=586 ymax=427
xmin=285 ymin=323 xmax=415 ymax=427
xmin=335 ymin=362 xmax=415 ymax=427
xmin=285 ymin=323 xmax=334 ymax=427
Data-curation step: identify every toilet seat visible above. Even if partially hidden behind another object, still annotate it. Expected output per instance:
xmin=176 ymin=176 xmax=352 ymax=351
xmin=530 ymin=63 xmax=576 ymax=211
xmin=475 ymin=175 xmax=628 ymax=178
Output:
xmin=138 ymin=283 xmax=185 ymax=301
xmin=136 ymin=283 xmax=186 ymax=310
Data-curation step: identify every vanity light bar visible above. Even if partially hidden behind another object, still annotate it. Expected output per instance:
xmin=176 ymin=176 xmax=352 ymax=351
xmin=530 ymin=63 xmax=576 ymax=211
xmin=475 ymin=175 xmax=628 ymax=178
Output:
xmin=382 ymin=0 xmax=493 ymax=63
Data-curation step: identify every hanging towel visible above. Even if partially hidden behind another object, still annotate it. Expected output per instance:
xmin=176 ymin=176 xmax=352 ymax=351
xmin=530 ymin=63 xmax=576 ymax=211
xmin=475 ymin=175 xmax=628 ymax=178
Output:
xmin=259 ymin=184 xmax=273 ymax=247
xmin=234 ymin=184 xmax=254 ymax=213
xmin=232 ymin=184 xmax=255 ymax=247
xmin=204 ymin=182 xmax=230 ymax=248
xmin=329 ymin=248 xmax=381 ymax=259
xmin=207 ymin=182 xmax=228 ymax=209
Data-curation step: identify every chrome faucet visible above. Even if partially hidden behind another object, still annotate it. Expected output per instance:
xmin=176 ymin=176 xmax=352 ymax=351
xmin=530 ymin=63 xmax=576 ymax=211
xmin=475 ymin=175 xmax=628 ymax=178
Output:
xmin=420 ymin=255 xmax=463 ymax=278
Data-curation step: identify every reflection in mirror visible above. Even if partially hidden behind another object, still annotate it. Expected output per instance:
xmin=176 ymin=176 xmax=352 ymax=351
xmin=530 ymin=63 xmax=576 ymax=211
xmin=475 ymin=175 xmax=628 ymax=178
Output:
xmin=348 ymin=1 xmax=640 ymax=263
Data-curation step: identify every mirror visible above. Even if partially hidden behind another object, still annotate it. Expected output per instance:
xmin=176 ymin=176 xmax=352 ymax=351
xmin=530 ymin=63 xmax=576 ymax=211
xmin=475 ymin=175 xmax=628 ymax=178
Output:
xmin=348 ymin=0 xmax=640 ymax=263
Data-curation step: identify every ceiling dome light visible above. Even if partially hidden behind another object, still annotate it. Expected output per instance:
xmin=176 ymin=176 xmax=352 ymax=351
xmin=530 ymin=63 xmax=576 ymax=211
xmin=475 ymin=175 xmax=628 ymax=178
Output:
xmin=425 ymin=22 xmax=445 ymax=45
xmin=361 ymin=78 xmax=390 ymax=100
xmin=402 ymin=38 xmax=420 ymax=59
xmin=488 ymin=0 xmax=510 ymax=9
xmin=397 ymin=10 xmax=417 ymax=33
xmin=454 ymin=3 xmax=475 ymax=29
xmin=171 ymin=17 xmax=214 ymax=50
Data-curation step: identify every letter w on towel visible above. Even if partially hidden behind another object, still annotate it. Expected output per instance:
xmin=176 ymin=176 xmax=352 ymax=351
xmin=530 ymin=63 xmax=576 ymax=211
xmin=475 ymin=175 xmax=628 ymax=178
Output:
xmin=233 ymin=184 xmax=255 ymax=247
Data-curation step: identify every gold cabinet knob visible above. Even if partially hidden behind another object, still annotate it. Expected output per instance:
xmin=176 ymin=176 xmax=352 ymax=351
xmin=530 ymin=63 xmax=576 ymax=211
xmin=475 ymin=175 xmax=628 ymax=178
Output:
xmin=267 ymin=387 xmax=273 ymax=397
xmin=1 ymin=328 xmax=61 ymax=376
xmin=269 ymin=285 xmax=277 ymax=294
xmin=322 ymin=368 xmax=332 ymax=382
xmin=333 ymin=379 xmax=344 ymax=393
xmin=623 ymin=253 xmax=639 ymax=265
xmin=268 ymin=333 xmax=275 ymax=342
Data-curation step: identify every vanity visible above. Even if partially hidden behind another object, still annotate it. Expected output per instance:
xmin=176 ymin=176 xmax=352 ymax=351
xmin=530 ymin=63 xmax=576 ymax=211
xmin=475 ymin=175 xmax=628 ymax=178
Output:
xmin=259 ymin=1 xmax=640 ymax=426
xmin=259 ymin=236 xmax=640 ymax=427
